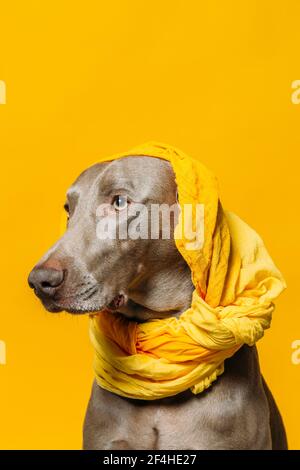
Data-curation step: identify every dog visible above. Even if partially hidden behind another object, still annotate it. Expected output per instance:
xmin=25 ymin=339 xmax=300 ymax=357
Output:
xmin=28 ymin=156 xmax=287 ymax=449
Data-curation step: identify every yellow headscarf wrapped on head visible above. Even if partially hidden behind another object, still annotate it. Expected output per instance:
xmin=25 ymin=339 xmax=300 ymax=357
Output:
xmin=89 ymin=142 xmax=286 ymax=400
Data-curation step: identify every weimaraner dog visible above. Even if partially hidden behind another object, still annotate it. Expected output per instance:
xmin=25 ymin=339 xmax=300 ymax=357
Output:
xmin=28 ymin=156 xmax=287 ymax=449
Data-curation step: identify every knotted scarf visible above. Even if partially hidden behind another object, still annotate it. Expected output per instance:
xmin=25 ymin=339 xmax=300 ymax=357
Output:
xmin=89 ymin=142 xmax=286 ymax=400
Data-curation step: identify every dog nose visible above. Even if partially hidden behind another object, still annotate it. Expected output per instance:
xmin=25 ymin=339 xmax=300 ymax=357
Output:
xmin=28 ymin=266 xmax=64 ymax=297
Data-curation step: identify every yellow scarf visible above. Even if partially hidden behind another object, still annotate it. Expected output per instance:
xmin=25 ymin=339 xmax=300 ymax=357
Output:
xmin=89 ymin=142 xmax=286 ymax=400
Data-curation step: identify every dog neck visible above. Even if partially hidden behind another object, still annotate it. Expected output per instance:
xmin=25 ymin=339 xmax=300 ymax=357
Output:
xmin=117 ymin=257 xmax=194 ymax=321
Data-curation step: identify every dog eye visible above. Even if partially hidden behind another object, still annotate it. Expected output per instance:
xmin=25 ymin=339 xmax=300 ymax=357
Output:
xmin=112 ymin=195 xmax=128 ymax=210
xmin=64 ymin=203 xmax=70 ymax=213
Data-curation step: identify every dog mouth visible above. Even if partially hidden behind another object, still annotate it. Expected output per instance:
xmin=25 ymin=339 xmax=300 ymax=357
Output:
xmin=41 ymin=292 xmax=127 ymax=315
xmin=106 ymin=294 xmax=126 ymax=311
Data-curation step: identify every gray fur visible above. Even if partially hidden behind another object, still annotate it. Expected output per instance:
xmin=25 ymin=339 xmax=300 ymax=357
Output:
xmin=28 ymin=156 xmax=287 ymax=450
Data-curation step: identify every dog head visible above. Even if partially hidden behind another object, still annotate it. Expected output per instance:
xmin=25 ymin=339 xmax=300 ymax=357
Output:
xmin=28 ymin=156 xmax=192 ymax=319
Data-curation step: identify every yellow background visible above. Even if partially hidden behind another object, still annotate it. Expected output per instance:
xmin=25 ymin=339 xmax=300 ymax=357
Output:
xmin=0 ymin=1 xmax=299 ymax=449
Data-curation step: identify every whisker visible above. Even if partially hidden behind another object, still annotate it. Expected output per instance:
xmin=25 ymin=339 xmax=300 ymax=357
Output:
xmin=82 ymin=287 xmax=98 ymax=301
